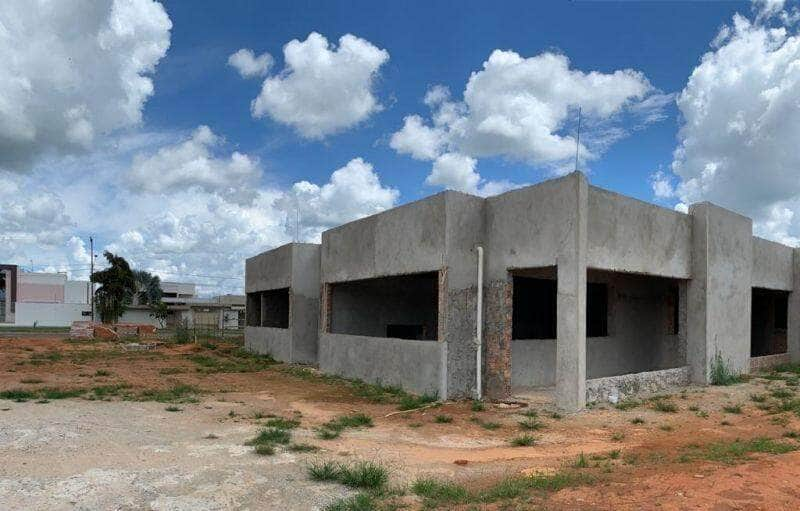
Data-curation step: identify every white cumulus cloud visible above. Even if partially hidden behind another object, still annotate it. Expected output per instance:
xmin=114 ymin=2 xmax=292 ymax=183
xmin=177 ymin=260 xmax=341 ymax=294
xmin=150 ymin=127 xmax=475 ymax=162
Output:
xmin=0 ymin=0 xmax=171 ymax=171
xmin=250 ymin=32 xmax=390 ymax=139
xmin=228 ymin=48 xmax=274 ymax=78
xmin=667 ymin=6 xmax=800 ymax=245
xmin=127 ymin=125 xmax=262 ymax=204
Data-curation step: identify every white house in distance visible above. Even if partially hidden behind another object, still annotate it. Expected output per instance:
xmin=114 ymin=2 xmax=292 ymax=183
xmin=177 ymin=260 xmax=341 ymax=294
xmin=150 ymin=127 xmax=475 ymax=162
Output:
xmin=0 ymin=264 xmax=244 ymax=328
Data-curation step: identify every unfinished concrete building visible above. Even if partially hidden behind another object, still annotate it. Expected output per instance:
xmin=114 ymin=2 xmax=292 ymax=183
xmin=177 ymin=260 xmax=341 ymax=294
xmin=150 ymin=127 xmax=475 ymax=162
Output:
xmin=245 ymin=172 xmax=800 ymax=410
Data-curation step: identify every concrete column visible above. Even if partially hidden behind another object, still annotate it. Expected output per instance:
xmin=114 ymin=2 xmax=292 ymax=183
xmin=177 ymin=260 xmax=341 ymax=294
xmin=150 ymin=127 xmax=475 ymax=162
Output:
xmin=788 ymin=249 xmax=800 ymax=362
xmin=687 ymin=203 xmax=753 ymax=383
xmin=555 ymin=172 xmax=588 ymax=411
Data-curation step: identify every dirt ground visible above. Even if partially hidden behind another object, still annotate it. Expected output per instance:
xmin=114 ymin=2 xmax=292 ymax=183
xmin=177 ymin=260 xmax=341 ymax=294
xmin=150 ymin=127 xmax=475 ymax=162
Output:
xmin=1 ymin=336 xmax=800 ymax=510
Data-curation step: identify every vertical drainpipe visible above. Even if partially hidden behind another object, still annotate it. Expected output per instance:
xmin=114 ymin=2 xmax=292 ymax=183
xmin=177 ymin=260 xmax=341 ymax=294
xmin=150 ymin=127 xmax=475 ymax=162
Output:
xmin=476 ymin=245 xmax=484 ymax=400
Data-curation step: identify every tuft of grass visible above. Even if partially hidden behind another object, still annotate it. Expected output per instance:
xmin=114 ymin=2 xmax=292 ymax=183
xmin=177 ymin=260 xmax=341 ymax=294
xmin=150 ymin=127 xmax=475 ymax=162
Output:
xmin=722 ymin=404 xmax=743 ymax=414
xmin=573 ymin=452 xmax=589 ymax=468
xmin=254 ymin=444 xmax=275 ymax=456
xmin=308 ymin=460 xmax=341 ymax=482
xmin=696 ymin=410 xmax=709 ymax=418
xmin=520 ymin=409 xmax=539 ymax=418
xmin=323 ymin=493 xmax=376 ymax=511
xmin=40 ymin=388 xmax=83 ymax=400
xmin=477 ymin=471 xmax=595 ymax=502
xmin=316 ymin=413 xmax=373 ymax=439
xmin=264 ymin=417 xmax=300 ymax=429
xmin=93 ymin=370 xmax=111 ymax=377
xmin=518 ymin=418 xmax=545 ymax=431
xmin=771 ymin=388 xmax=794 ymax=399
xmin=316 ymin=428 xmax=340 ymax=440
xmin=710 ymin=353 xmax=745 ymax=386
xmin=136 ymin=384 xmax=200 ymax=403
xmin=434 ymin=414 xmax=453 ymax=424
xmin=246 ymin=427 xmax=291 ymax=446
xmin=164 ymin=405 xmax=182 ymax=412
xmin=408 ymin=422 xmax=422 ymax=428
xmin=651 ymin=399 xmax=678 ymax=413
xmin=614 ymin=398 xmax=641 ymax=411
xmin=783 ymin=431 xmax=800 ymax=439
xmin=470 ymin=400 xmax=485 ymax=412
xmin=288 ymin=443 xmax=319 ymax=452
xmin=509 ymin=434 xmax=536 ymax=447
xmin=608 ymin=449 xmax=621 ymax=459
xmin=159 ymin=367 xmax=186 ymax=375
xmin=750 ymin=393 xmax=767 ymax=403
xmin=397 ymin=392 xmax=438 ymax=411
xmin=549 ymin=411 xmax=563 ymax=420
xmin=611 ymin=432 xmax=625 ymax=442
xmin=412 ymin=478 xmax=469 ymax=503
xmin=20 ymin=378 xmax=43 ymax=384
xmin=659 ymin=424 xmax=674 ymax=432
xmin=720 ymin=420 xmax=732 ymax=426
xmin=476 ymin=420 xmax=501 ymax=430
xmin=630 ymin=417 xmax=645 ymax=425
xmin=309 ymin=460 xmax=389 ymax=490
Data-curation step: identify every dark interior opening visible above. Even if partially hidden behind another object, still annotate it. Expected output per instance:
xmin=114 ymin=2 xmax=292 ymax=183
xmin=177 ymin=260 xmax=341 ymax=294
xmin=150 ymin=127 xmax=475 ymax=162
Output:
xmin=512 ymin=276 xmax=556 ymax=339
xmin=751 ymin=288 xmax=789 ymax=357
xmin=587 ymin=282 xmax=608 ymax=337
xmin=667 ymin=285 xmax=680 ymax=335
xmin=246 ymin=292 xmax=261 ymax=327
xmin=260 ymin=288 xmax=290 ymax=328
xmin=329 ymin=272 xmax=438 ymax=340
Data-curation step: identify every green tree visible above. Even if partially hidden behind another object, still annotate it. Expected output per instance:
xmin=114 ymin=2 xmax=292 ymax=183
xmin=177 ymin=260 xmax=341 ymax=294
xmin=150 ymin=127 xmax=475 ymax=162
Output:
xmin=91 ymin=251 xmax=135 ymax=324
xmin=149 ymin=300 xmax=170 ymax=328
xmin=131 ymin=270 xmax=163 ymax=306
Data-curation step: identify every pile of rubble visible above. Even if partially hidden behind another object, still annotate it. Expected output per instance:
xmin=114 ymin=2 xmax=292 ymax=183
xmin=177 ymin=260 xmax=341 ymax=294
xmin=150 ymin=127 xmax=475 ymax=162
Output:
xmin=69 ymin=321 xmax=158 ymax=341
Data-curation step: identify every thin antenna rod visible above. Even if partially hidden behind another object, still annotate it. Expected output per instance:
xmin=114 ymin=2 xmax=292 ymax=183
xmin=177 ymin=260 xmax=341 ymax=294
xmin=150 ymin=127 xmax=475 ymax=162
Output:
xmin=574 ymin=106 xmax=582 ymax=172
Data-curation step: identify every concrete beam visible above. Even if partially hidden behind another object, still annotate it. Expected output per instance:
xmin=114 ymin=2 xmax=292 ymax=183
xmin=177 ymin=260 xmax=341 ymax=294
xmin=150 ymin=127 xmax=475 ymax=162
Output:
xmin=555 ymin=172 xmax=588 ymax=411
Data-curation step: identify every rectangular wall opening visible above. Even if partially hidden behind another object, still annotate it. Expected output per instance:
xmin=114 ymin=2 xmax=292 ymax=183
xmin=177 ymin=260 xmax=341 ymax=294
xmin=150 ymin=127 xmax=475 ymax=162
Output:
xmin=751 ymin=288 xmax=789 ymax=357
xmin=328 ymin=272 xmax=438 ymax=340
xmin=586 ymin=269 xmax=687 ymax=379
xmin=246 ymin=292 xmax=260 ymax=327
xmin=0 ymin=271 xmax=6 ymax=323
xmin=259 ymin=288 xmax=290 ymax=329
xmin=512 ymin=269 xmax=557 ymax=340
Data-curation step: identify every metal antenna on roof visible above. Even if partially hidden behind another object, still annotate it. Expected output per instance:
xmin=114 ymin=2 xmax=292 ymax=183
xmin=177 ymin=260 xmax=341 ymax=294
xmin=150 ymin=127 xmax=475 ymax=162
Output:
xmin=574 ymin=106 xmax=582 ymax=172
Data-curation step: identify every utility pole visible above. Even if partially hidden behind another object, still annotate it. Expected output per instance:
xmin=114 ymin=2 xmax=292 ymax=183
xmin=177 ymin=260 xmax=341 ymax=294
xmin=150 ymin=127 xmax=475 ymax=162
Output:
xmin=89 ymin=236 xmax=94 ymax=323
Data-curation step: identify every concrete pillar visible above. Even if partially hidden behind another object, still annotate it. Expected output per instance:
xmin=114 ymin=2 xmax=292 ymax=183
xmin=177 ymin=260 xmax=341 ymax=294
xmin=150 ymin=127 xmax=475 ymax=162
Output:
xmin=788 ymin=249 xmax=800 ymax=362
xmin=687 ymin=203 xmax=753 ymax=383
xmin=555 ymin=172 xmax=588 ymax=411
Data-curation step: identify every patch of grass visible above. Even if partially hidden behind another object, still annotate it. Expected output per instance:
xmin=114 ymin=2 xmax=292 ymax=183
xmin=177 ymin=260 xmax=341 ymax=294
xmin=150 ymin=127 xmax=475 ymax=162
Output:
xmin=408 ymin=422 xmax=422 ymax=428
xmin=682 ymin=437 xmax=796 ymax=464
xmin=246 ymin=427 xmax=291 ymax=446
xmin=350 ymin=379 xmax=404 ymax=404
xmin=723 ymin=404 xmax=743 ymax=414
xmin=518 ymin=417 xmax=545 ymax=431
xmin=696 ymin=410 xmax=709 ymax=418
xmin=29 ymin=351 xmax=63 ymax=363
xmin=434 ymin=414 xmax=453 ymax=424
xmin=650 ymin=399 xmax=678 ymax=413
xmin=771 ymin=388 xmax=794 ymax=399
xmin=309 ymin=460 xmax=389 ymax=490
xmin=323 ymin=493 xmax=376 ymax=511
xmin=720 ymin=420 xmax=732 ymax=426
xmin=509 ymin=434 xmax=536 ymax=447
xmin=136 ymin=384 xmax=200 ymax=403
xmin=40 ymin=388 xmax=84 ymax=399
xmin=614 ymin=397 xmax=641 ymax=411
xmin=659 ymin=424 xmax=674 ymax=432
xmin=783 ymin=431 xmax=800 ymax=439
xmin=470 ymin=400 xmax=485 ymax=412
xmin=630 ymin=417 xmax=645 ymax=425
xmin=20 ymin=378 xmax=43 ymax=384
xmin=397 ymin=392 xmax=438 ymax=411
xmin=412 ymin=478 xmax=469 ymax=504
xmin=165 ymin=406 xmax=182 ymax=412
xmin=254 ymin=444 xmax=275 ymax=456
xmin=611 ymin=432 xmax=625 ymax=441
xmin=0 ymin=390 xmax=32 ymax=402
xmin=608 ymin=449 xmax=621 ymax=459
xmin=750 ymin=393 xmax=767 ymax=403
xmin=476 ymin=471 xmax=594 ymax=502
xmin=287 ymin=443 xmax=319 ymax=452
xmin=710 ymin=353 xmax=745 ymax=386
xmin=520 ymin=409 xmax=538 ymax=418
xmin=93 ymin=370 xmax=111 ymax=377
xmin=187 ymin=351 xmax=276 ymax=374
xmin=316 ymin=413 xmax=373 ymax=439
xmin=771 ymin=415 xmax=790 ymax=427
xmin=549 ymin=411 xmax=563 ymax=420
xmin=264 ymin=417 xmax=300 ymax=429
xmin=90 ymin=383 xmax=131 ymax=399
xmin=476 ymin=420 xmax=501 ymax=430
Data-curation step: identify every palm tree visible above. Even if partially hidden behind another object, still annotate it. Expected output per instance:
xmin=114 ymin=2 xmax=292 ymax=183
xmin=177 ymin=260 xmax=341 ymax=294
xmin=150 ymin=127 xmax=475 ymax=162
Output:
xmin=91 ymin=251 xmax=135 ymax=324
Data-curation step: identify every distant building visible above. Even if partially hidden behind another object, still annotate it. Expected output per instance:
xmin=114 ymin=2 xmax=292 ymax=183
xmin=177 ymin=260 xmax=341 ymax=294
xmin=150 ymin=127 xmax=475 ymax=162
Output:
xmin=0 ymin=266 xmax=244 ymax=329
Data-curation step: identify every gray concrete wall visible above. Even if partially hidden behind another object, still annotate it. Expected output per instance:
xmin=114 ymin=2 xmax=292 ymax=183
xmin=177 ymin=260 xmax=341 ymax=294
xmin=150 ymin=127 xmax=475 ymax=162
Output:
xmin=752 ymin=237 xmax=794 ymax=291
xmin=321 ymin=194 xmax=446 ymax=283
xmin=244 ymin=243 xmax=321 ymax=364
xmin=587 ymin=187 xmax=692 ymax=278
xmin=318 ymin=333 xmax=442 ymax=395
xmin=688 ymin=203 xmax=754 ymax=382
xmin=511 ymin=340 xmax=556 ymax=387
xmin=790 ymin=250 xmax=800 ymax=363
xmin=245 ymin=326 xmax=292 ymax=362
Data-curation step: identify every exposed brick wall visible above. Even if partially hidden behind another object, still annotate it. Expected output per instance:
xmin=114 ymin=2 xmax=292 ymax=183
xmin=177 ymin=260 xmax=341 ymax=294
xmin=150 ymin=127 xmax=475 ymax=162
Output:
xmin=437 ymin=268 xmax=447 ymax=342
xmin=484 ymin=276 xmax=513 ymax=399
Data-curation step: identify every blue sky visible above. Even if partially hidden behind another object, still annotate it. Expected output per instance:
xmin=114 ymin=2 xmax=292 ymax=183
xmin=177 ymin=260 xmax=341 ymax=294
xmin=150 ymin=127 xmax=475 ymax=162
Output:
xmin=151 ymin=0 xmax=741 ymax=202
xmin=2 ymin=0 xmax=799 ymax=294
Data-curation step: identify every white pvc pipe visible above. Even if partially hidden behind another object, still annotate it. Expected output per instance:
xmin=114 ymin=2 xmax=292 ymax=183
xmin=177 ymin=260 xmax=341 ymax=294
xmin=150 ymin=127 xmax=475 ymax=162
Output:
xmin=475 ymin=245 xmax=484 ymax=400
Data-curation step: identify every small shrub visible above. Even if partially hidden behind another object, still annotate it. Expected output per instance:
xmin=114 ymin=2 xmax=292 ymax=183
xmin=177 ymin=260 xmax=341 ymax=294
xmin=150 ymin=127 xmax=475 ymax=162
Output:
xmin=308 ymin=461 xmax=341 ymax=481
xmin=720 ymin=420 xmax=732 ymax=426
xmin=659 ymin=424 xmax=674 ymax=432
xmin=750 ymin=393 xmax=767 ymax=403
xmin=630 ymin=417 xmax=645 ymax=425
xmin=651 ymin=399 xmax=678 ymax=413
xmin=521 ymin=409 xmax=538 ymax=418
xmin=518 ymin=418 xmax=545 ymax=431
xmin=611 ymin=432 xmax=625 ymax=441
xmin=573 ymin=452 xmax=589 ymax=468
xmin=254 ymin=444 xmax=275 ymax=456
xmin=397 ymin=392 xmax=437 ymax=411
xmin=471 ymin=400 xmax=485 ymax=412
xmin=615 ymin=398 xmax=641 ymax=411
xmin=549 ymin=411 xmax=563 ymax=420
xmin=337 ymin=461 xmax=389 ymax=490
xmin=510 ymin=434 xmax=536 ymax=447
xmin=246 ymin=427 xmax=291 ymax=446
xmin=434 ymin=414 xmax=453 ymax=424
xmin=477 ymin=420 xmax=501 ymax=430
xmin=608 ymin=449 xmax=621 ymax=459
